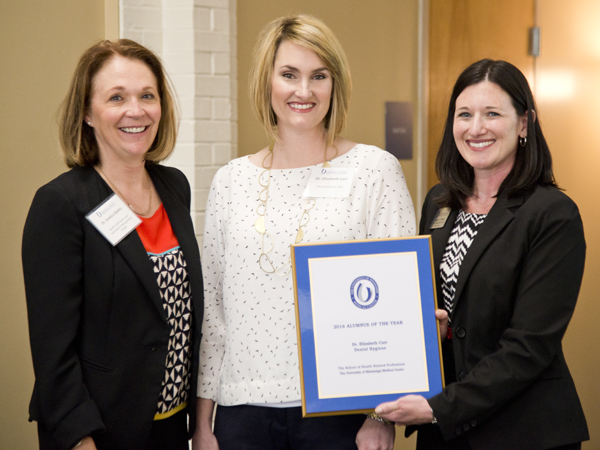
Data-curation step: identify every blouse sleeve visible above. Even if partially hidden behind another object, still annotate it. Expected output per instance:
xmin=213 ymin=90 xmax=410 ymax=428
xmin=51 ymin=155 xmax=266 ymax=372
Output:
xmin=365 ymin=151 xmax=416 ymax=239
xmin=197 ymin=168 xmax=228 ymax=400
xmin=22 ymin=183 xmax=105 ymax=448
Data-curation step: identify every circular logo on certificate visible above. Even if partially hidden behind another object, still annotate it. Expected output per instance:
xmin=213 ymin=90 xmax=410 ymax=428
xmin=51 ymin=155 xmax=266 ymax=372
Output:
xmin=350 ymin=276 xmax=379 ymax=309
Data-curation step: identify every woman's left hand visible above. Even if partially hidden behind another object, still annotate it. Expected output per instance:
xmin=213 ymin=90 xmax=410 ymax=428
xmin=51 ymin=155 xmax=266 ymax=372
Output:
xmin=375 ymin=395 xmax=435 ymax=426
xmin=355 ymin=417 xmax=395 ymax=450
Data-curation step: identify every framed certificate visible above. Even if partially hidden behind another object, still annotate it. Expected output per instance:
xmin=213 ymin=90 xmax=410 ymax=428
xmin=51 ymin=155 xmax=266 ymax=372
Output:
xmin=291 ymin=236 xmax=444 ymax=417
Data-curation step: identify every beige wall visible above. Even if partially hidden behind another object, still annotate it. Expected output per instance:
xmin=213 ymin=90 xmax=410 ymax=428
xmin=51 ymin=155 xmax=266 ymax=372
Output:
xmin=536 ymin=1 xmax=600 ymax=446
xmin=237 ymin=0 xmax=421 ymax=205
xmin=0 ymin=1 xmax=106 ymax=447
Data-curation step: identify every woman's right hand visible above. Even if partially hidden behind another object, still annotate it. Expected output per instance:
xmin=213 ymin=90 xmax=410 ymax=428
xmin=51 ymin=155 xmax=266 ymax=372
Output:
xmin=192 ymin=398 xmax=219 ymax=450
xmin=191 ymin=426 xmax=219 ymax=450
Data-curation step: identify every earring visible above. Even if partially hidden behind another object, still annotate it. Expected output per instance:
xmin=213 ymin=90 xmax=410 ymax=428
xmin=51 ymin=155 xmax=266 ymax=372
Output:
xmin=519 ymin=136 xmax=527 ymax=147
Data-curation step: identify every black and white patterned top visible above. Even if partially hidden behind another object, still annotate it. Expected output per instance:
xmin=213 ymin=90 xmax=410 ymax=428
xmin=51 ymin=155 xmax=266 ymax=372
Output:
xmin=149 ymin=247 xmax=194 ymax=416
xmin=440 ymin=210 xmax=486 ymax=323
xmin=199 ymin=144 xmax=416 ymax=405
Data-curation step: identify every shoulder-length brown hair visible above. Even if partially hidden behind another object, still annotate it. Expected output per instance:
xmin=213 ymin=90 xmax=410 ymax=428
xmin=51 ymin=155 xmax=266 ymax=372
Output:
xmin=435 ymin=59 xmax=556 ymax=208
xmin=59 ymin=39 xmax=178 ymax=168
xmin=249 ymin=14 xmax=352 ymax=148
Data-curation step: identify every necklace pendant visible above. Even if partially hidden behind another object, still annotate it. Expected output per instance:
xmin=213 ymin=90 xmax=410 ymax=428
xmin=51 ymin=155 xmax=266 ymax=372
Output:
xmin=255 ymin=216 xmax=266 ymax=234
xmin=295 ymin=228 xmax=304 ymax=243
xmin=322 ymin=161 xmax=331 ymax=168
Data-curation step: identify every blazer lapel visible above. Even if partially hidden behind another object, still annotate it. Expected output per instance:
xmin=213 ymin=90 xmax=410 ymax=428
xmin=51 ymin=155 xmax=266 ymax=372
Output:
xmin=451 ymin=193 xmax=525 ymax=309
xmin=148 ymin=166 xmax=204 ymax=330
xmin=425 ymin=208 xmax=459 ymax=305
xmin=430 ymin=209 xmax=459 ymax=271
xmin=116 ymin=230 xmax=167 ymax=322
xmin=91 ymin=168 xmax=167 ymax=322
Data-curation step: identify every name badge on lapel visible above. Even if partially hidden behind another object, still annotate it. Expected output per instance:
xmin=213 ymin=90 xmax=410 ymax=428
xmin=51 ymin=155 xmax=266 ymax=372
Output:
xmin=430 ymin=207 xmax=451 ymax=229
xmin=86 ymin=193 xmax=142 ymax=246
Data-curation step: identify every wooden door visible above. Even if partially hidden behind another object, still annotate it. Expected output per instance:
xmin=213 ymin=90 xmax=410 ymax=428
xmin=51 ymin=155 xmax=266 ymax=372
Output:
xmin=534 ymin=2 xmax=600 ymax=447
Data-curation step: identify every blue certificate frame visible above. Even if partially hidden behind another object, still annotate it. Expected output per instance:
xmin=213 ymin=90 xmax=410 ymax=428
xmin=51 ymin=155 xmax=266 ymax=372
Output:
xmin=291 ymin=236 xmax=444 ymax=417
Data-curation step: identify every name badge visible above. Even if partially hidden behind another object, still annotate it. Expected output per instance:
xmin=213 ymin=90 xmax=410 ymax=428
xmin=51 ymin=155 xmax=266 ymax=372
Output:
xmin=430 ymin=207 xmax=451 ymax=229
xmin=86 ymin=193 xmax=142 ymax=246
xmin=302 ymin=167 xmax=356 ymax=198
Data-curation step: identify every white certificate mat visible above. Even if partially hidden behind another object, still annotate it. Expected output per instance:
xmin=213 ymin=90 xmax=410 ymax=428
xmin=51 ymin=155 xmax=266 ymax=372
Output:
xmin=291 ymin=237 xmax=443 ymax=417
xmin=310 ymin=252 xmax=429 ymax=399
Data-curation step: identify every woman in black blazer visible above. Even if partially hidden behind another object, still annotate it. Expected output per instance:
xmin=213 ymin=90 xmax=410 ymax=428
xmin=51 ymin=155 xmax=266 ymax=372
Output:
xmin=22 ymin=40 xmax=203 ymax=450
xmin=374 ymin=60 xmax=589 ymax=449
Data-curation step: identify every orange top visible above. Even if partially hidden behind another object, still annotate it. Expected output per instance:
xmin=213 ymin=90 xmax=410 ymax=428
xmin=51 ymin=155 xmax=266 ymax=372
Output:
xmin=136 ymin=204 xmax=179 ymax=253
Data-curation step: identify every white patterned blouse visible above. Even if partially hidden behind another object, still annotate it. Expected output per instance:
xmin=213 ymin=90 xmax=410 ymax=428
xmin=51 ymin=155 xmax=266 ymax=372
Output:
xmin=198 ymin=144 xmax=416 ymax=406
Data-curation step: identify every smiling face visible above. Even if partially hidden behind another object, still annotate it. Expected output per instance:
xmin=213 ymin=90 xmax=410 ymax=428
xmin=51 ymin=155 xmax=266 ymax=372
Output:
xmin=85 ymin=55 xmax=161 ymax=166
xmin=270 ymin=40 xmax=333 ymax=135
xmin=453 ymin=81 xmax=528 ymax=180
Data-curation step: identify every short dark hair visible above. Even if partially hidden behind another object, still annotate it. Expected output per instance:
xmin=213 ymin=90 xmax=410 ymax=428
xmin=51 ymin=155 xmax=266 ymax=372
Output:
xmin=435 ymin=59 xmax=556 ymax=208
xmin=59 ymin=39 xmax=178 ymax=168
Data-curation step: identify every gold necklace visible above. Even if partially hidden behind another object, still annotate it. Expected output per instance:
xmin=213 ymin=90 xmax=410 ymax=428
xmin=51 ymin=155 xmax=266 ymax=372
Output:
xmin=97 ymin=166 xmax=153 ymax=216
xmin=255 ymin=143 xmax=335 ymax=276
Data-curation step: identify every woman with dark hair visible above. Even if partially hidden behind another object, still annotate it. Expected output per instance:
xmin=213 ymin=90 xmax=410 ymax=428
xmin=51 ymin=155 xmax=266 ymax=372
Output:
xmin=22 ymin=39 xmax=203 ymax=450
xmin=374 ymin=59 xmax=589 ymax=449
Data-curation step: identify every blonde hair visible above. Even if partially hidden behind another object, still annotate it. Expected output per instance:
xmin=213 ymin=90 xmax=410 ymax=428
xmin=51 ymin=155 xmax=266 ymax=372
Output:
xmin=59 ymin=39 xmax=178 ymax=168
xmin=249 ymin=15 xmax=352 ymax=147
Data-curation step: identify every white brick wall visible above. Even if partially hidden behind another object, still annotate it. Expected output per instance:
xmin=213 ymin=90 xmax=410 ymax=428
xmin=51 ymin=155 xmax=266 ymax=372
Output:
xmin=121 ymin=0 xmax=237 ymax=243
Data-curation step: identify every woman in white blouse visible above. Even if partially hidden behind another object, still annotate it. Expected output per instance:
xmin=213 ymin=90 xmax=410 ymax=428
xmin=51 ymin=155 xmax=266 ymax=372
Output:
xmin=192 ymin=14 xmax=416 ymax=450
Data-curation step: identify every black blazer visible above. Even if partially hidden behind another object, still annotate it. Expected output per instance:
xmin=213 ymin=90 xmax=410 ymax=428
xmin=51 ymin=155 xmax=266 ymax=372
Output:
xmin=22 ymin=164 xmax=204 ymax=450
xmin=419 ymin=184 xmax=588 ymax=449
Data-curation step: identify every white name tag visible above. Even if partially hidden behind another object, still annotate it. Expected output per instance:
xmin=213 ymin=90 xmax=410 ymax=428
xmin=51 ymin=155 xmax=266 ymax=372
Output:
xmin=302 ymin=167 xmax=356 ymax=198
xmin=86 ymin=193 xmax=142 ymax=246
